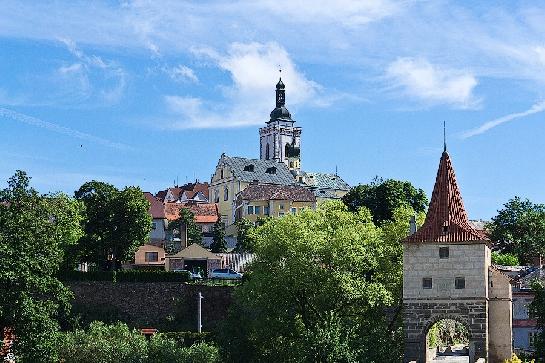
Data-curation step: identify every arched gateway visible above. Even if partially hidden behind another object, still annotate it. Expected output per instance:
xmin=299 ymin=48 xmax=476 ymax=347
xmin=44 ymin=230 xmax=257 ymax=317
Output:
xmin=403 ymin=149 xmax=513 ymax=363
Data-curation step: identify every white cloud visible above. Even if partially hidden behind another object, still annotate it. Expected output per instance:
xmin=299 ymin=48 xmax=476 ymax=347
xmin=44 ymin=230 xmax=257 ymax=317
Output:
xmin=0 ymin=108 xmax=133 ymax=151
xmin=165 ymin=42 xmax=322 ymax=128
xmin=256 ymin=0 xmax=403 ymax=27
xmin=386 ymin=57 xmax=479 ymax=108
xmin=462 ymin=100 xmax=545 ymax=138
xmin=57 ymin=38 xmax=127 ymax=105
xmin=163 ymin=65 xmax=198 ymax=83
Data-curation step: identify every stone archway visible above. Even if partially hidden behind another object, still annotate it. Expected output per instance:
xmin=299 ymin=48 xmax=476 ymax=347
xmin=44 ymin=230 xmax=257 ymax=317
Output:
xmin=423 ymin=316 xmax=471 ymax=362
xmin=404 ymin=301 xmax=487 ymax=363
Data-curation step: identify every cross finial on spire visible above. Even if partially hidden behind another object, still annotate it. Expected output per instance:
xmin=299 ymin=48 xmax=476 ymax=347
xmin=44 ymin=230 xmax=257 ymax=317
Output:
xmin=443 ymin=121 xmax=447 ymax=152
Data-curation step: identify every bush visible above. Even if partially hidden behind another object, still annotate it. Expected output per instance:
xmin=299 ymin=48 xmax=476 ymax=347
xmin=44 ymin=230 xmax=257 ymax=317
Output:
xmin=503 ymin=353 xmax=535 ymax=363
xmin=58 ymin=321 xmax=148 ymax=363
xmin=148 ymin=335 xmax=219 ymax=363
xmin=492 ymin=252 xmax=520 ymax=266
xmin=60 ymin=270 xmax=116 ymax=282
xmin=60 ymin=270 xmax=190 ymax=283
xmin=161 ymin=331 xmax=214 ymax=347
xmin=58 ymin=322 xmax=220 ymax=363
xmin=116 ymin=270 xmax=190 ymax=283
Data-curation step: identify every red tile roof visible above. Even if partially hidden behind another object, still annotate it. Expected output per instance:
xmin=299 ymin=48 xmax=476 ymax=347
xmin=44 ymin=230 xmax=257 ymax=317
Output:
xmin=144 ymin=192 xmax=166 ymax=219
xmin=405 ymin=151 xmax=486 ymax=243
xmin=164 ymin=202 xmax=218 ymax=224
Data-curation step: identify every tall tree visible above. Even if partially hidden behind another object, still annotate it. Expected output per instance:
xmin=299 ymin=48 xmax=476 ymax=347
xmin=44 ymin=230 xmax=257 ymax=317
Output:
xmin=489 ymin=197 xmax=545 ymax=263
xmin=342 ymin=177 xmax=427 ymax=225
xmin=167 ymin=207 xmax=202 ymax=250
xmin=0 ymin=171 xmax=83 ymax=362
xmin=219 ymin=201 xmax=407 ymax=363
xmin=74 ymin=181 xmax=151 ymax=270
xmin=210 ymin=221 xmax=227 ymax=253
xmin=234 ymin=218 xmax=256 ymax=253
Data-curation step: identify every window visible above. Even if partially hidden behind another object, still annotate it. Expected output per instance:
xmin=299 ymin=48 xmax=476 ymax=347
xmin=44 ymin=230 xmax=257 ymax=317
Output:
xmin=423 ymin=278 xmax=432 ymax=289
xmin=442 ymin=225 xmax=449 ymax=234
xmin=266 ymin=166 xmax=277 ymax=174
xmin=255 ymin=206 xmax=261 ymax=215
xmin=152 ymin=222 xmax=157 ymax=230
xmin=145 ymin=252 xmax=158 ymax=262
xmin=220 ymin=168 xmax=224 ymax=179
xmin=265 ymin=144 xmax=270 ymax=160
xmin=439 ymin=247 xmax=449 ymax=259
xmin=224 ymin=187 xmax=229 ymax=201
xmin=247 ymin=206 xmax=254 ymax=215
xmin=264 ymin=206 xmax=270 ymax=215
xmin=243 ymin=164 xmax=255 ymax=172
xmin=279 ymin=204 xmax=284 ymax=210
xmin=455 ymin=277 xmax=465 ymax=289
xmin=279 ymin=212 xmax=285 ymax=217
xmin=291 ymin=207 xmax=296 ymax=215
xmin=214 ymin=189 xmax=220 ymax=203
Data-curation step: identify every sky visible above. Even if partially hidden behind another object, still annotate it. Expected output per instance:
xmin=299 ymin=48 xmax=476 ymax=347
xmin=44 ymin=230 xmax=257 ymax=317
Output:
xmin=2 ymin=1 xmax=545 ymax=220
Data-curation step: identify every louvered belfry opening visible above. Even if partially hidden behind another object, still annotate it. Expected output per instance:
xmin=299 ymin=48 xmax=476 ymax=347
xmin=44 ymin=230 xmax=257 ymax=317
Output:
xmin=405 ymin=151 xmax=486 ymax=243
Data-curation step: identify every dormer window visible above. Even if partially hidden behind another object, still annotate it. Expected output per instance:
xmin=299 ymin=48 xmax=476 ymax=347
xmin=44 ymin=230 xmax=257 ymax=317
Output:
xmin=244 ymin=164 xmax=255 ymax=172
xmin=442 ymin=225 xmax=449 ymax=235
xmin=266 ymin=167 xmax=277 ymax=174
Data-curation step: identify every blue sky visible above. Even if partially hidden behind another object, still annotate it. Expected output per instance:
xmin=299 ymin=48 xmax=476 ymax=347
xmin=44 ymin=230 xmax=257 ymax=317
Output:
xmin=2 ymin=1 xmax=545 ymax=220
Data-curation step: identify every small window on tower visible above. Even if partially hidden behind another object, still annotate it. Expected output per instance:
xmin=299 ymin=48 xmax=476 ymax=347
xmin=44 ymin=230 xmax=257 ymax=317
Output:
xmin=439 ymin=247 xmax=449 ymax=259
xmin=455 ymin=277 xmax=466 ymax=289
xmin=423 ymin=278 xmax=433 ymax=289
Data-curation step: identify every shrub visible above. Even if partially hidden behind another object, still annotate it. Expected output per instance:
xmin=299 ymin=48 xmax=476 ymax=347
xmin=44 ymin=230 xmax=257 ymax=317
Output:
xmin=492 ymin=252 xmax=520 ymax=266
xmin=503 ymin=353 xmax=535 ymax=363
xmin=148 ymin=335 xmax=219 ymax=363
xmin=60 ymin=270 xmax=115 ymax=282
xmin=58 ymin=321 xmax=148 ymax=363
xmin=116 ymin=270 xmax=190 ymax=283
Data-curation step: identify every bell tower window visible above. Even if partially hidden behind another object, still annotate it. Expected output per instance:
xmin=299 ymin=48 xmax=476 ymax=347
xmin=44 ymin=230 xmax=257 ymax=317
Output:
xmin=265 ymin=144 xmax=270 ymax=160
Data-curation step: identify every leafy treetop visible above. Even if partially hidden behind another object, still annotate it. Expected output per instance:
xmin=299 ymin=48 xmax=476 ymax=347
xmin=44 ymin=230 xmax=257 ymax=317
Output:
xmin=342 ymin=177 xmax=427 ymax=225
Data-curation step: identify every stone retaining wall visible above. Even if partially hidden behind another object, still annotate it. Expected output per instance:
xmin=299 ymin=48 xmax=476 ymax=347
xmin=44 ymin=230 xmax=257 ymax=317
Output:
xmin=68 ymin=282 xmax=234 ymax=332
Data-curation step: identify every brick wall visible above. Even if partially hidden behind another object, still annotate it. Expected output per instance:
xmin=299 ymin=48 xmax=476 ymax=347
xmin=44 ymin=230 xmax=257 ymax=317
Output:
xmin=68 ymin=282 xmax=234 ymax=332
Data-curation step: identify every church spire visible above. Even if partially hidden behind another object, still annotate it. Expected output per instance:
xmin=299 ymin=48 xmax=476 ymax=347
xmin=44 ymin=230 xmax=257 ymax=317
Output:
xmin=270 ymin=72 xmax=292 ymax=121
xmin=405 ymin=150 xmax=486 ymax=243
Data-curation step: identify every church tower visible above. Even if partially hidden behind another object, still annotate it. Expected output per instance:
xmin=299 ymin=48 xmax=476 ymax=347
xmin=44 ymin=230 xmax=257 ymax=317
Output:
xmin=259 ymin=77 xmax=302 ymax=172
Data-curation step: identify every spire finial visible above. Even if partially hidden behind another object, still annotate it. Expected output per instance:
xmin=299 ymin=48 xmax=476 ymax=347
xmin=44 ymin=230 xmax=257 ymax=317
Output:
xmin=443 ymin=121 xmax=447 ymax=152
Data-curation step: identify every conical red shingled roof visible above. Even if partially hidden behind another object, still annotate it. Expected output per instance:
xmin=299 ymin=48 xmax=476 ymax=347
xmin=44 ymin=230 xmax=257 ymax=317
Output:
xmin=405 ymin=151 xmax=486 ymax=243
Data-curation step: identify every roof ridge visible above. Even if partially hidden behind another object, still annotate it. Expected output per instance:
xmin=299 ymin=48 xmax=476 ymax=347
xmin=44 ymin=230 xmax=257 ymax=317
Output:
xmin=405 ymin=151 xmax=485 ymax=243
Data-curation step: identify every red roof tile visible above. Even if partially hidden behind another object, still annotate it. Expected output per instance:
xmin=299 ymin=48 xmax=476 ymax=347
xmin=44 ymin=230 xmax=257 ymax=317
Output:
xmin=405 ymin=151 xmax=486 ymax=243
xmin=144 ymin=192 xmax=166 ymax=219
xmin=164 ymin=202 xmax=218 ymax=224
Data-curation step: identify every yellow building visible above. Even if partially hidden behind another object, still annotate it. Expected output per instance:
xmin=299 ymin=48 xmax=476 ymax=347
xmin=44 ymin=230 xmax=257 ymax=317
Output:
xmin=234 ymin=183 xmax=316 ymax=222
xmin=210 ymin=154 xmax=296 ymax=227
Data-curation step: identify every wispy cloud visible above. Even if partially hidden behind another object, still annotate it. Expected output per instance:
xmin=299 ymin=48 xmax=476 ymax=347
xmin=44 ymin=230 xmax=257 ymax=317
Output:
xmin=385 ymin=57 xmax=479 ymax=108
xmin=0 ymin=108 xmax=133 ymax=151
xmin=162 ymin=65 xmax=199 ymax=83
xmin=164 ymin=42 xmax=323 ymax=129
xmin=462 ymin=100 xmax=545 ymax=138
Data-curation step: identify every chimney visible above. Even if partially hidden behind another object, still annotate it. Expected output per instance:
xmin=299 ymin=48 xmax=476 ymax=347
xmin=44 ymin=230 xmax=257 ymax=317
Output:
xmin=409 ymin=215 xmax=417 ymax=235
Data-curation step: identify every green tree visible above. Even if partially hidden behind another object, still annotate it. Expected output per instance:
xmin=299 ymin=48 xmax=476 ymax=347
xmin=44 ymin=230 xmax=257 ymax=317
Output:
xmin=219 ymin=201 xmax=406 ymax=363
xmin=234 ymin=218 xmax=256 ymax=253
xmin=489 ymin=197 xmax=545 ymax=263
xmin=74 ymin=181 xmax=151 ymax=270
xmin=530 ymin=280 xmax=545 ymax=360
xmin=57 ymin=321 xmax=148 ymax=363
xmin=148 ymin=336 xmax=219 ymax=363
xmin=0 ymin=171 xmax=83 ymax=362
xmin=342 ymin=177 xmax=427 ymax=225
xmin=491 ymin=252 xmax=520 ymax=266
xmin=210 ymin=220 xmax=227 ymax=253
xmin=168 ymin=207 xmax=202 ymax=250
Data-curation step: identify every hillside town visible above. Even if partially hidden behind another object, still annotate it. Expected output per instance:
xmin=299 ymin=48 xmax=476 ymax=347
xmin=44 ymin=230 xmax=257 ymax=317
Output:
xmin=3 ymin=2 xmax=545 ymax=363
